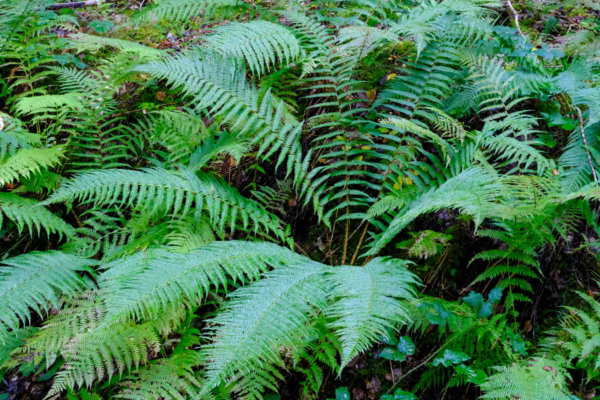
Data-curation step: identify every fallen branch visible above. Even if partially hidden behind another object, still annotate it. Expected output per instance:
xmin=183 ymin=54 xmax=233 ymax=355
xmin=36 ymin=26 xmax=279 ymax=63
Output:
xmin=506 ymin=0 xmax=525 ymax=40
xmin=576 ymin=105 xmax=599 ymax=186
xmin=47 ymin=0 xmax=100 ymax=9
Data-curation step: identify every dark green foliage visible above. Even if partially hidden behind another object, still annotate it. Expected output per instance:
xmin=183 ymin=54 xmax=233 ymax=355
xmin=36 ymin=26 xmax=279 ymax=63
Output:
xmin=2 ymin=0 xmax=600 ymax=398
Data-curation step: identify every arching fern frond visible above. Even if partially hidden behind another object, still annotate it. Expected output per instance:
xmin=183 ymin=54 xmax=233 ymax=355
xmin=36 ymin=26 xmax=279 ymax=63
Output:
xmin=0 ymin=251 xmax=96 ymax=331
xmin=481 ymin=357 xmax=572 ymax=400
xmin=201 ymin=260 xmax=331 ymax=393
xmin=99 ymin=241 xmax=298 ymax=324
xmin=131 ymin=0 xmax=237 ymax=23
xmin=0 ymin=147 xmax=64 ymax=186
xmin=366 ymin=167 xmax=508 ymax=255
xmin=0 ymin=192 xmax=77 ymax=239
xmin=43 ymin=167 xmax=288 ymax=242
xmin=327 ymin=257 xmax=419 ymax=368
xmin=135 ymin=52 xmax=324 ymax=220
xmin=202 ymin=21 xmax=301 ymax=77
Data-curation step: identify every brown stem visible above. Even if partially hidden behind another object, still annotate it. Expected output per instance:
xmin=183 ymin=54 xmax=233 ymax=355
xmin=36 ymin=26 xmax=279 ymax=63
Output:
xmin=576 ymin=106 xmax=599 ymax=186
xmin=47 ymin=0 xmax=101 ymax=9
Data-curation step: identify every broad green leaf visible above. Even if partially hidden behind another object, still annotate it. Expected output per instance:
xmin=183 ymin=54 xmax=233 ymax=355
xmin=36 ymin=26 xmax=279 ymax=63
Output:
xmin=488 ymin=287 xmax=502 ymax=304
xmin=433 ymin=349 xmax=471 ymax=367
xmin=463 ymin=291 xmax=484 ymax=311
xmin=397 ymin=336 xmax=415 ymax=355
xmin=379 ymin=347 xmax=406 ymax=362
xmin=336 ymin=387 xmax=351 ymax=400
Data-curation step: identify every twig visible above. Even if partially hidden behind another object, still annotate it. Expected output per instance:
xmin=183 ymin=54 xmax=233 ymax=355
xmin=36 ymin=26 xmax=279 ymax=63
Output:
xmin=506 ymin=0 xmax=525 ymax=40
xmin=575 ymin=105 xmax=599 ymax=186
xmin=47 ymin=0 xmax=101 ymax=10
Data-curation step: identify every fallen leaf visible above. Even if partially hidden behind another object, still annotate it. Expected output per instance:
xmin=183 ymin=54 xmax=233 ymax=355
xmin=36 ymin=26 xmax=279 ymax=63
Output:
xmin=366 ymin=89 xmax=377 ymax=101
xmin=347 ymin=354 xmax=361 ymax=367
xmin=366 ymin=376 xmax=381 ymax=393
xmin=157 ymin=39 xmax=172 ymax=49
xmin=156 ymin=91 xmax=167 ymax=101
xmin=384 ymin=368 xmax=403 ymax=381
xmin=543 ymin=366 xmax=557 ymax=373
xmin=352 ymin=387 xmax=365 ymax=400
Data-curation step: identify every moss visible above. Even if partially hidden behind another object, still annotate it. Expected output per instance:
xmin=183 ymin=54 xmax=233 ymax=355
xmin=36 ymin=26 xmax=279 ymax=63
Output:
xmin=127 ymin=23 xmax=166 ymax=46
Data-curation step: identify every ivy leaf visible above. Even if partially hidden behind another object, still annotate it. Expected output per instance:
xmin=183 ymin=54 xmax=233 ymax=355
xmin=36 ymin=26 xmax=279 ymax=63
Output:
xmin=379 ymin=326 xmax=398 ymax=345
xmin=397 ymin=336 xmax=415 ymax=356
xmin=89 ymin=20 xmax=114 ymax=34
xmin=433 ymin=349 xmax=471 ymax=367
xmin=425 ymin=301 xmax=451 ymax=324
xmin=506 ymin=328 xmax=527 ymax=355
xmin=477 ymin=302 xmax=494 ymax=318
xmin=463 ymin=291 xmax=484 ymax=311
xmin=379 ymin=347 xmax=406 ymax=362
xmin=335 ymin=387 xmax=351 ymax=400
xmin=488 ymin=287 xmax=502 ymax=304
xmin=456 ymin=364 xmax=488 ymax=385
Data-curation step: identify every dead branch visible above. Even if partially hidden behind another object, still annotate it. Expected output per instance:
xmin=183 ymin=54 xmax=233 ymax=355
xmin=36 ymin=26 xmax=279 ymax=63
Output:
xmin=47 ymin=0 xmax=101 ymax=9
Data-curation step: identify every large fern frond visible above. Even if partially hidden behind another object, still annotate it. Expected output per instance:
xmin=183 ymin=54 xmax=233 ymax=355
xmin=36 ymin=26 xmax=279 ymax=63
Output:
xmin=0 ymin=192 xmax=77 ymax=239
xmin=99 ymin=241 xmax=298 ymax=324
xmin=44 ymin=168 xmax=288 ymax=241
xmin=0 ymin=251 xmax=96 ymax=331
xmin=327 ymin=257 xmax=419 ymax=367
xmin=201 ymin=21 xmax=301 ymax=77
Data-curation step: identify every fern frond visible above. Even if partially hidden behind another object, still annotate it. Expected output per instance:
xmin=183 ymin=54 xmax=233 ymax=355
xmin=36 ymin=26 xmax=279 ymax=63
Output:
xmin=201 ymin=260 xmax=331 ymax=393
xmin=0 ymin=251 xmax=96 ymax=331
xmin=135 ymin=52 xmax=324 ymax=219
xmin=201 ymin=21 xmax=301 ymax=77
xmin=99 ymin=241 xmax=298 ymax=324
xmin=0 ymin=147 xmax=64 ymax=186
xmin=481 ymin=357 xmax=572 ymax=400
xmin=44 ymin=167 xmax=288 ymax=241
xmin=367 ymin=167 xmax=507 ymax=254
xmin=327 ymin=257 xmax=418 ymax=368
xmin=0 ymin=192 xmax=77 ymax=239
xmin=131 ymin=0 xmax=237 ymax=23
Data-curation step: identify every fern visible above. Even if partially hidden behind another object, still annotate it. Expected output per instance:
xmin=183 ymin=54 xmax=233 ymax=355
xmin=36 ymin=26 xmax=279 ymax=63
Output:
xmin=99 ymin=241 xmax=298 ymax=324
xmin=135 ymin=51 xmax=324 ymax=219
xmin=481 ymin=357 xmax=573 ymax=400
xmin=0 ymin=192 xmax=77 ymax=239
xmin=202 ymin=21 xmax=301 ymax=77
xmin=0 ymin=147 xmax=64 ymax=186
xmin=327 ymin=257 xmax=418 ymax=367
xmin=44 ymin=167 xmax=289 ymax=242
xmin=0 ymin=251 xmax=96 ymax=332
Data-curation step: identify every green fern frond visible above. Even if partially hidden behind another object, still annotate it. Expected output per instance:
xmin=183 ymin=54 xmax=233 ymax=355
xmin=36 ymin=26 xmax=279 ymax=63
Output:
xmin=68 ymin=32 xmax=163 ymax=59
xmin=367 ymin=167 xmax=507 ymax=255
xmin=131 ymin=0 xmax=237 ymax=23
xmin=201 ymin=21 xmax=301 ymax=77
xmin=481 ymin=357 xmax=572 ymax=400
xmin=135 ymin=52 xmax=324 ymax=219
xmin=44 ymin=167 xmax=288 ymax=242
xmin=201 ymin=260 xmax=331 ymax=393
xmin=0 ymin=251 xmax=96 ymax=331
xmin=0 ymin=147 xmax=64 ymax=186
xmin=14 ymin=93 xmax=84 ymax=116
xmin=0 ymin=192 xmax=77 ymax=239
xmin=327 ymin=257 xmax=418 ymax=368
xmin=99 ymin=241 xmax=298 ymax=324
